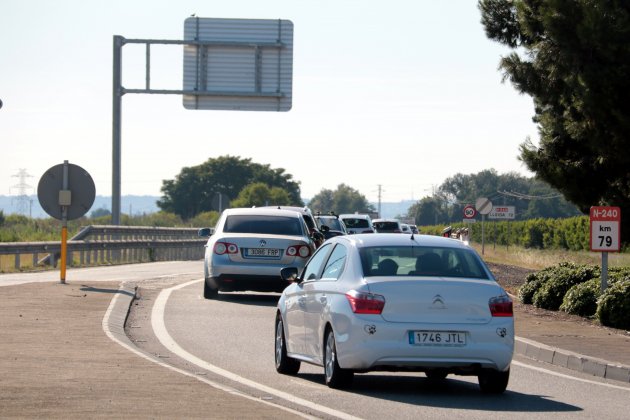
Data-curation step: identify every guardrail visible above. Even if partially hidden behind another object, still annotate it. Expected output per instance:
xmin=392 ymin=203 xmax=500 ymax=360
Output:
xmin=0 ymin=225 xmax=211 ymax=272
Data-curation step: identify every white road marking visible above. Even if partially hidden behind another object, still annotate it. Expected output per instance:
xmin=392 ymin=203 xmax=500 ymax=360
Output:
xmin=152 ymin=279 xmax=362 ymax=420
xmin=512 ymin=360 xmax=630 ymax=391
xmin=102 ymin=282 xmax=319 ymax=420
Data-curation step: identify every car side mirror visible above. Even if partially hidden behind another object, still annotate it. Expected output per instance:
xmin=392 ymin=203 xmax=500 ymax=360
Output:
xmin=198 ymin=227 xmax=212 ymax=238
xmin=281 ymin=267 xmax=301 ymax=283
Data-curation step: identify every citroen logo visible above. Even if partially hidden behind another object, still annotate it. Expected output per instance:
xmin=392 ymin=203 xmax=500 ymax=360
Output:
xmin=260 ymin=240 xmax=267 ymax=247
xmin=431 ymin=294 xmax=446 ymax=309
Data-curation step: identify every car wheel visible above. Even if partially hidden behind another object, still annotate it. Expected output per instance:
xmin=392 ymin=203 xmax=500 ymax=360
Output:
xmin=203 ymin=278 xmax=218 ymax=299
xmin=478 ymin=368 xmax=510 ymax=394
xmin=275 ymin=315 xmax=300 ymax=375
xmin=324 ymin=328 xmax=353 ymax=389
xmin=425 ymin=369 xmax=448 ymax=380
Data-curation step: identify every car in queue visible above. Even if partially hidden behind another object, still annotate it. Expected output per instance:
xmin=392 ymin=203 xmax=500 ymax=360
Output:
xmin=314 ymin=213 xmax=348 ymax=240
xmin=338 ymin=213 xmax=375 ymax=234
xmin=274 ymin=233 xmax=514 ymax=393
xmin=198 ymin=207 xmax=317 ymax=299
xmin=261 ymin=205 xmax=325 ymax=247
xmin=372 ymin=218 xmax=403 ymax=233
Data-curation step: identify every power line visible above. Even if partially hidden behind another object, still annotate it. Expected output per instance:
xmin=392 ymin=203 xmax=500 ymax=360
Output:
xmin=497 ymin=190 xmax=563 ymax=200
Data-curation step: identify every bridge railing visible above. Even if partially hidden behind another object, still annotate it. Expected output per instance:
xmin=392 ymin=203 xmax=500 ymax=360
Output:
xmin=0 ymin=225 xmax=211 ymax=272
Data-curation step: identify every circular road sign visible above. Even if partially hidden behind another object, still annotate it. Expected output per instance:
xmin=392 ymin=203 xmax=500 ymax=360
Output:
xmin=463 ymin=205 xmax=477 ymax=219
xmin=37 ymin=162 xmax=96 ymax=220
xmin=475 ymin=197 xmax=493 ymax=215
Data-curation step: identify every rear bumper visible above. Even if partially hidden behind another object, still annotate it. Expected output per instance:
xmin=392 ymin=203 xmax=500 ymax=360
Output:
xmin=333 ymin=315 xmax=514 ymax=373
xmin=207 ymin=274 xmax=291 ymax=293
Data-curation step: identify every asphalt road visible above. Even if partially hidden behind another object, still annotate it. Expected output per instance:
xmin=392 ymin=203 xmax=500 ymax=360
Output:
xmin=127 ymin=275 xmax=630 ymax=420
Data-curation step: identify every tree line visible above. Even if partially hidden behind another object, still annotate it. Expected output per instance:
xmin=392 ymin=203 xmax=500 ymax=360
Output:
xmin=154 ymin=156 xmax=577 ymax=225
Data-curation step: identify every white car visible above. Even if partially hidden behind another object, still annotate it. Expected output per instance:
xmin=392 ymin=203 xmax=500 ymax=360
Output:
xmin=199 ymin=207 xmax=317 ymax=298
xmin=274 ymin=233 xmax=514 ymax=392
xmin=372 ymin=218 xmax=403 ymax=233
xmin=338 ymin=213 xmax=375 ymax=234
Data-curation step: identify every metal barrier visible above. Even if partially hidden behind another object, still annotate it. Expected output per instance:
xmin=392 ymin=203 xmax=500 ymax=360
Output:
xmin=0 ymin=225 xmax=210 ymax=272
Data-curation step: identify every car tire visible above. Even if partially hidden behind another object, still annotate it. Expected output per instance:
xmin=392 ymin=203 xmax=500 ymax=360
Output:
xmin=324 ymin=328 xmax=353 ymax=389
xmin=478 ymin=368 xmax=510 ymax=394
xmin=425 ymin=369 xmax=448 ymax=380
xmin=203 ymin=278 xmax=218 ymax=299
xmin=275 ymin=315 xmax=300 ymax=375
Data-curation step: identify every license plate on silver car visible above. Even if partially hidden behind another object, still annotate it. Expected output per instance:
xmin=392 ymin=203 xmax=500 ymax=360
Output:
xmin=244 ymin=248 xmax=281 ymax=258
xmin=409 ymin=331 xmax=467 ymax=346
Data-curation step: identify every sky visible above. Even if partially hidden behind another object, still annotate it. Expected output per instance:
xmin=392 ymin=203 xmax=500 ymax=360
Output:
xmin=0 ymin=0 xmax=538 ymax=205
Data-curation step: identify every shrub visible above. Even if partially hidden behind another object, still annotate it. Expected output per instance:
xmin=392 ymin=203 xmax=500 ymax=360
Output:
xmin=560 ymin=279 xmax=601 ymax=317
xmin=531 ymin=264 xmax=597 ymax=310
xmin=596 ymin=281 xmax=630 ymax=330
xmin=519 ymin=278 xmax=544 ymax=304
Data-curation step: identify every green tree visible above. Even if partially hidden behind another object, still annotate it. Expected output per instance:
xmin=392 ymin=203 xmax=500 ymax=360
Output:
xmin=479 ymin=0 xmax=630 ymax=241
xmin=408 ymin=197 xmax=448 ymax=226
xmin=158 ymin=156 xmax=302 ymax=219
xmin=188 ymin=211 xmax=220 ymax=228
xmin=230 ymin=183 xmax=292 ymax=208
xmin=439 ymin=169 xmax=579 ymax=221
xmin=308 ymin=184 xmax=375 ymax=215
xmin=90 ymin=208 xmax=111 ymax=218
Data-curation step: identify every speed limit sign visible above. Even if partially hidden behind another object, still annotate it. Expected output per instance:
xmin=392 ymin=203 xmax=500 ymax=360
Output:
xmin=463 ymin=205 xmax=477 ymax=219
xmin=590 ymin=206 xmax=621 ymax=252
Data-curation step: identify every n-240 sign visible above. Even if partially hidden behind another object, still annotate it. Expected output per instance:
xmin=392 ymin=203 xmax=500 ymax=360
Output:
xmin=589 ymin=206 xmax=621 ymax=252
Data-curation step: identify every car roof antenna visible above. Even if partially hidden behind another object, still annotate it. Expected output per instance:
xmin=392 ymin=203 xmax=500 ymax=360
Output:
xmin=410 ymin=233 xmax=415 ymax=240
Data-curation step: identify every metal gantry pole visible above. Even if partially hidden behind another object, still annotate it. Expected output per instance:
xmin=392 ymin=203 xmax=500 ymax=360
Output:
xmin=112 ymin=35 xmax=124 ymax=225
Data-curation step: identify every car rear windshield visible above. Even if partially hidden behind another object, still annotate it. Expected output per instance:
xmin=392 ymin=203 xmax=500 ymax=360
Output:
xmin=318 ymin=218 xmax=344 ymax=231
xmin=359 ymin=246 xmax=490 ymax=280
xmin=343 ymin=218 xmax=370 ymax=228
xmin=373 ymin=221 xmax=399 ymax=231
xmin=224 ymin=215 xmax=303 ymax=236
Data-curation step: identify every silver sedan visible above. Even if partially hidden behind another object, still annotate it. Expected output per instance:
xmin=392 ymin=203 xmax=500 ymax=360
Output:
xmin=274 ymin=233 xmax=514 ymax=393
xmin=200 ymin=207 xmax=317 ymax=298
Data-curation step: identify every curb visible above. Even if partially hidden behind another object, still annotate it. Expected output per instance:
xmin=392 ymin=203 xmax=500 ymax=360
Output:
xmin=515 ymin=336 xmax=630 ymax=383
xmin=103 ymin=283 xmax=138 ymax=349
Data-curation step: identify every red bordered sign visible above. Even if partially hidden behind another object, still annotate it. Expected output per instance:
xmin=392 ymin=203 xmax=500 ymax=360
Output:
xmin=463 ymin=205 xmax=477 ymax=219
xmin=589 ymin=206 xmax=621 ymax=252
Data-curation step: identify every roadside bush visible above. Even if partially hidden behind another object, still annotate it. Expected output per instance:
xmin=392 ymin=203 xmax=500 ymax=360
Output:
xmin=596 ymin=280 xmax=630 ymax=330
xmin=560 ymin=279 xmax=601 ymax=317
xmin=531 ymin=263 xmax=598 ymax=310
xmin=518 ymin=263 xmax=570 ymax=304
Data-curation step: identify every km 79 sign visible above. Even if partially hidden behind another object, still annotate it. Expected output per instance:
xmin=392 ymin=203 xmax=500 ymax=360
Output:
xmin=590 ymin=206 xmax=621 ymax=252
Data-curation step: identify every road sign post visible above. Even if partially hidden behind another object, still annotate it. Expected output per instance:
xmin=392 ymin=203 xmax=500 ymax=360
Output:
xmin=489 ymin=206 xmax=516 ymax=252
xmin=475 ymin=198 xmax=493 ymax=255
xmin=589 ymin=206 xmax=621 ymax=292
xmin=38 ymin=161 xmax=95 ymax=284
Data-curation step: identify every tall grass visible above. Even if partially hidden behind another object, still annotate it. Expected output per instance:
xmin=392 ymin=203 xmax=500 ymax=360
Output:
xmin=471 ymin=241 xmax=630 ymax=270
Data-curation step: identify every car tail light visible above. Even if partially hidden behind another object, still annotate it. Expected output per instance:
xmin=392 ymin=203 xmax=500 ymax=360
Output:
xmin=287 ymin=245 xmax=311 ymax=258
xmin=346 ymin=290 xmax=385 ymax=314
xmin=489 ymin=295 xmax=513 ymax=317
xmin=213 ymin=242 xmax=238 ymax=255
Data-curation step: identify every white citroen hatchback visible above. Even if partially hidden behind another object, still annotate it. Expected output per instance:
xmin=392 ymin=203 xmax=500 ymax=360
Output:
xmin=274 ymin=233 xmax=514 ymax=393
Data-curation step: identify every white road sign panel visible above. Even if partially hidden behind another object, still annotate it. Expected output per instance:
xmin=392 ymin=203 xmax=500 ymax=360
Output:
xmin=488 ymin=206 xmax=515 ymax=220
xmin=182 ymin=17 xmax=293 ymax=112
xmin=590 ymin=206 xmax=621 ymax=252
xmin=475 ymin=197 xmax=493 ymax=215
